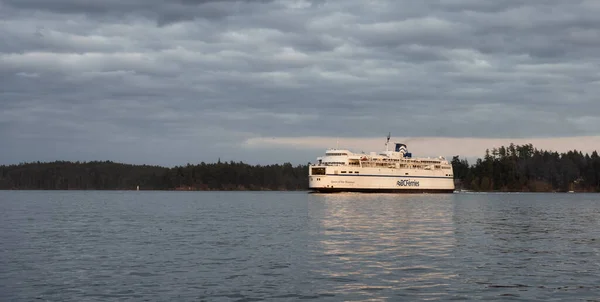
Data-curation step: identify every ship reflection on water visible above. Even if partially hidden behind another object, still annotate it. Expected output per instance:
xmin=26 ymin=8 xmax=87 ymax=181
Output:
xmin=306 ymin=193 xmax=600 ymax=300
xmin=307 ymin=193 xmax=460 ymax=300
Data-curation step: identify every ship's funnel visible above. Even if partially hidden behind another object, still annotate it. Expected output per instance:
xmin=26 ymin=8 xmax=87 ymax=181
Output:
xmin=395 ymin=143 xmax=412 ymax=158
xmin=395 ymin=143 xmax=407 ymax=154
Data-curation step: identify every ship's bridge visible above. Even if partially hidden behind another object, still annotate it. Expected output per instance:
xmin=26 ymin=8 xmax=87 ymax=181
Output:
xmin=324 ymin=149 xmax=351 ymax=156
xmin=318 ymin=149 xmax=351 ymax=166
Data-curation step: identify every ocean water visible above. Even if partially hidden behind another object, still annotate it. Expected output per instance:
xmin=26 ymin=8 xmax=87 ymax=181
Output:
xmin=1 ymin=191 xmax=600 ymax=301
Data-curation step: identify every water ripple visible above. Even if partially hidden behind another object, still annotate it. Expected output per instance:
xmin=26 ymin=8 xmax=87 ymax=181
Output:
xmin=1 ymin=191 xmax=600 ymax=301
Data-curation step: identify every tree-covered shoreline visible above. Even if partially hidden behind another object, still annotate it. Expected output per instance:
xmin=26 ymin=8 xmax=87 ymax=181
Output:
xmin=1 ymin=143 xmax=599 ymax=192
xmin=0 ymin=160 xmax=308 ymax=191
xmin=452 ymin=143 xmax=600 ymax=192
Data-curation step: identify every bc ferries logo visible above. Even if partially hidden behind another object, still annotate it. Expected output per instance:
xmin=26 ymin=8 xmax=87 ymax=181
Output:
xmin=397 ymin=179 xmax=420 ymax=187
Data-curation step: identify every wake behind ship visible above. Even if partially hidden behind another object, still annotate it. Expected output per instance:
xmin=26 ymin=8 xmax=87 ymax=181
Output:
xmin=308 ymin=137 xmax=455 ymax=193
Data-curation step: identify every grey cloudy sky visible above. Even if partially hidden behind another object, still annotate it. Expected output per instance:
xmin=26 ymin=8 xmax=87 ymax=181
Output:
xmin=1 ymin=0 xmax=599 ymax=166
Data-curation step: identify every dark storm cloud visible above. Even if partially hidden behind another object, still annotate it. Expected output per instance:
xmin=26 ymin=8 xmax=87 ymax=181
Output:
xmin=1 ymin=0 xmax=275 ymax=25
xmin=1 ymin=0 xmax=599 ymax=165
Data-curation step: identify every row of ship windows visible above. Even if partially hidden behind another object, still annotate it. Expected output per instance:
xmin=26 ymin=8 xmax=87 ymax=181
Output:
xmin=341 ymin=171 xmax=410 ymax=175
xmin=335 ymin=164 xmax=452 ymax=170
xmin=325 ymin=153 xmax=348 ymax=156
xmin=325 ymin=162 xmax=451 ymax=168
xmin=322 ymin=163 xmax=451 ymax=169
xmin=317 ymin=169 xmax=453 ymax=177
xmin=341 ymin=170 xmax=454 ymax=177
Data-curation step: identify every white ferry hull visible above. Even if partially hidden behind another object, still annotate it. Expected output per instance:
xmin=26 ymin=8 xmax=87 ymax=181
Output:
xmin=308 ymin=167 xmax=454 ymax=193
xmin=311 ymin=188 xmax=454 ymax=193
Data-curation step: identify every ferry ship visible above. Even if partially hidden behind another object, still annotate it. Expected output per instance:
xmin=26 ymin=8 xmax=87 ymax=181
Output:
xmin=308 ymin=136 xmax=455 ymax=193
